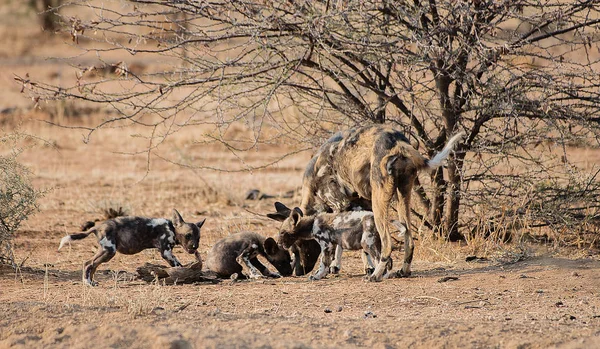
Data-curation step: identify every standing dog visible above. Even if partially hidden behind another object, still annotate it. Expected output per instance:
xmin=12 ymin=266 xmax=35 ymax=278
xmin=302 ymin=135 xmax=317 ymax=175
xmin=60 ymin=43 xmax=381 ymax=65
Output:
xmin=271 ymin=203 xmax=388 ymax=280
xmin=295 ymin=125 xmax=464 ymax=281
xmin=58 ymin=209 xmax=205 ymax=286
xmin=206 ymin=232 xmax=293 ymax=279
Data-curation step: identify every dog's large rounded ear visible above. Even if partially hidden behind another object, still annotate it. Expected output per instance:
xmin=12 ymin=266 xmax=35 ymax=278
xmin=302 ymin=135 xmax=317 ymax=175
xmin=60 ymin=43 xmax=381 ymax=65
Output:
xmin=266 ymin=213 xmax=287 ymax=222
xmin=267 ymin=202 xmax=292 ymax=221
xmin=264 ymin=237 xmax=279 ymax=255
xmin=293 ymin=207 xmax=304 ymax=217
xmin=291 ymin=209 xmax=301 ymax=226
xmin=196 ymin=218 xmax=206 ymax=229
xmin=172 ymin=209 xmax=184 ymax=226
xmin=274 ymin=201 xmax=291 ymax=214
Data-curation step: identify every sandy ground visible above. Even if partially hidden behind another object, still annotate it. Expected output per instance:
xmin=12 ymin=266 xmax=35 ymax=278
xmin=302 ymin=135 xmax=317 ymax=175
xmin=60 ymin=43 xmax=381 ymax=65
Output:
xmin=1 ymin=122 xmax=599 ymax=349
xmin=1 ymin=6 xmax=600 ymax=349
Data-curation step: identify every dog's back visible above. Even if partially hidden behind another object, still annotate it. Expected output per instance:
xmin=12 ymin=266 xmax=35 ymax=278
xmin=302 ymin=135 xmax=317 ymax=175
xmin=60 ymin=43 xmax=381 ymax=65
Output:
xmin=207 ymin=232 xmax=293 ymax=278
xmin=313 ymin=211 xmax=374 ymax=250
xmin=206 ymin=232 xmax=265 ymax=276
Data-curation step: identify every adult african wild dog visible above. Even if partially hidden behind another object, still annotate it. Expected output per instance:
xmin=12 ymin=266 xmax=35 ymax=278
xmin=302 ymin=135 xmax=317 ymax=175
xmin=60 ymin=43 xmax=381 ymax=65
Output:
xmin=295 ymin=125 xmax=464 ymax=281
xmin=270 ymin=202 xmax=388 ymax=280
xmin=58 ymin=209 xmax=205 ymax=286
xmin=206 ymin=232 xmax=293 ymax=279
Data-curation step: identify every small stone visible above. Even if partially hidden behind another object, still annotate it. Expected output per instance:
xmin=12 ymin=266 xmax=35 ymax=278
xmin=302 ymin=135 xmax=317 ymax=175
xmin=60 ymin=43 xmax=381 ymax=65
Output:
xmin=535 ymin=289 xmax=544 ymax=294
xmin=337 ymin=306 xmax=343 ymax=312
xmin=324 ymin=308 xmax=332 ymax=313
xmin=571 ymin=271 xmax=580 ymax=277
xmin=151 ymin=306 xmax=165 ymax=314
xmin=437 ymin=276 xmax=459 ymax=283
xmin=364 ymin=311 xmax=377 ymax=319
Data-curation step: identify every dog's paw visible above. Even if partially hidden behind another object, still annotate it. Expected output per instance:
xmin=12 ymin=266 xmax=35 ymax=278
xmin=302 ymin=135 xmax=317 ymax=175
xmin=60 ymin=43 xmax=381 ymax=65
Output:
xmin=366 ymin=273 xmax=383 ymax=282
xmin=396 ymin=269 xmax=411 ymax=278
xmin=84 ymin=279 xmax=98 ymax=287
xmin=329 ymin=266 xmax=340 ymax=275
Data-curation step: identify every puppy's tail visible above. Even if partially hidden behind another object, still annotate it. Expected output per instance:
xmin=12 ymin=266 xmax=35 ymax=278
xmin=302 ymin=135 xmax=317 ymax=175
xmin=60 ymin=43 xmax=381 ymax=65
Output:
xmin=58 ymin=228 xmax=97 ymax=251
xmin=426 ymin=132 xmax=465 ymax=170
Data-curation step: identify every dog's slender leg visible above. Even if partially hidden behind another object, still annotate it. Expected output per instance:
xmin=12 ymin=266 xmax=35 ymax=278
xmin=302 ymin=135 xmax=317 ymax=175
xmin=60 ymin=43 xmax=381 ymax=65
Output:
xmin=397 ymin=186 xmax=414 ymax=277
xmin=368 ymin=182 xmax=394 ymax=282
xmin=329 ymin=245 xmax=342 ymax=274
xmin=236 ymin=244 xmax=265 ymax=279
xmin=309 ymin=243 xmax=333 ymax=280
xmin=160 ymin=247 xmax=182 ymax=267
xmin=83 ymin=247 xmax=115 ymax=286
xmin=361 ymin=251 xmax=374 ymax=276
xmin=249 ymin=257 xmax=280 ymax=278
xmin=290 ymin=244 xmax=305 ymax=276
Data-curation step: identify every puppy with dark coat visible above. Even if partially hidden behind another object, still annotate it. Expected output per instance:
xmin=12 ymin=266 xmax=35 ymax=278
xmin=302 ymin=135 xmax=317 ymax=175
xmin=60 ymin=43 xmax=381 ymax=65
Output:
xmin=206 ymin=232 xmax=293 ymax=279
xmin=58 ymin=209 xmax=205 ymax=286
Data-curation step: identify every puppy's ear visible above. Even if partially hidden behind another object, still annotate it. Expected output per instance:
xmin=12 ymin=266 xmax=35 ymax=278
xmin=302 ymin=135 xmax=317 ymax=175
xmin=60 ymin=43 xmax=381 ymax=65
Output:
xmin=267 ymin=202 xmax=292 ymax=221
xmin=172 ymin=209 xmax=184 ymax=226
xmin=274 ymin=202 xmax=291 ymax=215
xmin=264 ymin=237 xmax=279 ymax=256
xmin=293 ymin=207 xmax=304 ymax=217
xmin=196 ymin=218 xmax=206 ymax=229
xmin=266 ymin=213 xmax=287 ymax=222
xmin=291 ymin=209 xmax=301 ymax=226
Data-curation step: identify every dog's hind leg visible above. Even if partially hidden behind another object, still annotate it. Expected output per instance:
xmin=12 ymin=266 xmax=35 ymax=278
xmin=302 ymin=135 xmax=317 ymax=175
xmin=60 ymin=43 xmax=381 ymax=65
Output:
xmin=368 ymin=181 xmax=395 ymax=282
xmin=83 ymin=236 xmax=117 ymax=286
xmin=83 ymin=248 xmax=116 ymax=286
xmin=396 ymin=186 xmax=414 ymax=277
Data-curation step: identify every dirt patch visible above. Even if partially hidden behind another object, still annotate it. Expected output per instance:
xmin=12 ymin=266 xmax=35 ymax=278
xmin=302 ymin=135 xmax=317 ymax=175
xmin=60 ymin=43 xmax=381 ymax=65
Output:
xmin=2 ymin=253 xmax=600 ymax=349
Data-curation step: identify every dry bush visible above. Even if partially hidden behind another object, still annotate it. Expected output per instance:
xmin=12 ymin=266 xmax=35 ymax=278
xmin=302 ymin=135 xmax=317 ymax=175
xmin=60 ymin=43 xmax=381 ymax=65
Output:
xmin=0 ymin=135 xmax=43 ymax=265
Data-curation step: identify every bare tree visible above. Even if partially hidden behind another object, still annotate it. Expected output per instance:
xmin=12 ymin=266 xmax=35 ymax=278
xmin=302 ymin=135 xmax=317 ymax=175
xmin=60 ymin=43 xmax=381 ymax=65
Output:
xmin=18 ymin=0 xmax=600 ymax=245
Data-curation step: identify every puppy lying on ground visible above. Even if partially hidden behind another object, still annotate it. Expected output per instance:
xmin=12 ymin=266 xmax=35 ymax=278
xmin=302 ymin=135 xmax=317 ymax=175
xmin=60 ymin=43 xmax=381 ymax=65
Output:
xmin=206 ymin=232 xmax=293 ymax=279
xmin=58 ymin=209 xmax=205 ymax=286
xmin=270 ymin=202 xmax=391 ymax=280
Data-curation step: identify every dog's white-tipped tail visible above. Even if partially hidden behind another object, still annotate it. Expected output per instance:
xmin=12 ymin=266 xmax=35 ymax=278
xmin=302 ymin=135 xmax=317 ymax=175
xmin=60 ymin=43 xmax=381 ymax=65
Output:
xmin=427 ymin=132 xmax=466 ymax=169
xmin=58 ymin=235 xmax=72 ymax=251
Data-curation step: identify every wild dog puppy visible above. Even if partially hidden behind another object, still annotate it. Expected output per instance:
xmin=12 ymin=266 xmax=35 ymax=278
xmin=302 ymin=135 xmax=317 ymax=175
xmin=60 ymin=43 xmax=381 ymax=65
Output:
xmin=297 ymin=125 xmax=464 ymax=281
xmin=266 ymin=202 xmax=322 ymax=276
xmin=271 ymin=202 xmax=390 ymax=280
xmin=206 ymin=232 xmax=293 ymax=279
xmin=58 ymin=209 xmax=205 ymax=286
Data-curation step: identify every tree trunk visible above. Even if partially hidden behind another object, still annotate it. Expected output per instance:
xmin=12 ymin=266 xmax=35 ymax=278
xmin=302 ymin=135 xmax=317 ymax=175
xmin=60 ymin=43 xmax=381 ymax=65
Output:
xmin=35 ymin=0 xmax=61 ymax=32
xmin=430 ymin=168 xmax=446 ymax=236
xmin=445 ymin=151 xmax=465 ymax=241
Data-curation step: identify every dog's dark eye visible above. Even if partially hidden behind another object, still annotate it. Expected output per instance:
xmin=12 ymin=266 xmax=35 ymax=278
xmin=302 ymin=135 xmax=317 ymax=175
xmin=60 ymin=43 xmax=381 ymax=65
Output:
xmin=185 ymin=233 xmax=192 ymax=240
